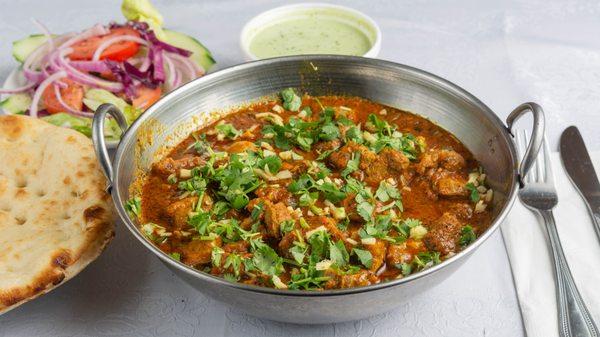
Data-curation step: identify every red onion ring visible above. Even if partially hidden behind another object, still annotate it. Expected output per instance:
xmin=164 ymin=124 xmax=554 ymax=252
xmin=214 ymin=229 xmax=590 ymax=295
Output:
xmin=57 ymin=48 xmax=124 ymax=92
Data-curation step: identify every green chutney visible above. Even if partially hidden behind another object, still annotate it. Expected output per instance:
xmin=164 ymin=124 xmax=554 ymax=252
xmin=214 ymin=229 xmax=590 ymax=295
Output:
xmin=248 ymin=11 xmax=374 ymax=58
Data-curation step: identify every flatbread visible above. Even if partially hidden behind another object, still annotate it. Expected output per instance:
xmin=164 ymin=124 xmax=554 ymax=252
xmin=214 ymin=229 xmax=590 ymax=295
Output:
xmin=0 ymin=115 xmax=114 ymax=314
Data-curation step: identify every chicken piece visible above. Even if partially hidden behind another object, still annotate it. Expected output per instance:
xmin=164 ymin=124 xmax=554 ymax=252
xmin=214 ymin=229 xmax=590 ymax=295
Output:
xmin=281 ymin=160 xmax=310 ymax=177
xmin=328 ymin=142 xmax=409 ymax=186
xmin=223 ymin=240 xmax=250 ymax=253
xmin=313 ymin=139 xmax=342 ymax=154
xmin=386 ymin=243 xmax=412 ymax=266
xmin=341 ymin=193 xmax=362 ymax=222
xmin=255 ymin=185 xmax=292 ymax=204
xmin=264 ymin=201 xmax=293 ymax=238
xmin=181 ymin=237 xmax=222 ymax=266
xmin=432 ymin=171 xmax=468 ymax=197
xmin=153 ymin=155 xmax=204 ymax=176
xmin=381 ymin=148 xmax=410 ymax=173
xmin=448 ymin=203 xmax=473 ymax=220
xmin=226 ymin=141 xmax=258 ymax=154
xmin=323 ymin=269 xmax=378 ymax=289
xmin=309 ymin=216 xmax=348 ymax=246
xmin=364 ymin=239 xmax=388 ymax=272
xmin=165 ymin=196 xmax=198 ymax=229
xmin=278 ymin=230 xmax=298 ymax=257
xmin=416 ymin=149 xmax=466 ymax=175
xmin=423 ymin=212 xmax=463 ymax=255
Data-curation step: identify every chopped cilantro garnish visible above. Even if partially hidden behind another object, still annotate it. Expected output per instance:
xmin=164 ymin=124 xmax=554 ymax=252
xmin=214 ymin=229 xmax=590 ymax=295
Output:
xmin=341 ymin=152 xmax=360 ymax=177
xmin=215 ymin=123 xmax=241 ymax=140
xmin=329 ymin=240 xmax=349 ymax=267
xmin=459 ymin=225 xmax=477 ymax=247
xmin=251 ymin=240 xmax=284 ymax=276
xmin=280 ymin=88 xmax=302 ymax=111
xmin=125 ymin=196 xmax=141 ymax=218
xmin=258 ymin=155 xmax=282 ymax=173
xmin=413 ymin=251 xmax=441 ymax=271
xmin=465 ymin=183 xmax=480 ymax=202
xmin=170 ymin=252 xmax=181 ymax=261
xmin=353 ymin=248 xmax=373 ymax=269
xmin=375 ymin=180 xmax=400 ymax=202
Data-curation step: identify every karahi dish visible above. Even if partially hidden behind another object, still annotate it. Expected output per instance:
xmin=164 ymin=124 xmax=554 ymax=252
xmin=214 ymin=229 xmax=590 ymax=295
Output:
xmin=93 ymin=56 xmax=543 ymax=323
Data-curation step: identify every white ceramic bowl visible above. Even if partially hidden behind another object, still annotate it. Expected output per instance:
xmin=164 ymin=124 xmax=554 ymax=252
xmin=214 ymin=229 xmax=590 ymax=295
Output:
xmin=240 ymin=3 xmax=382 ymax=60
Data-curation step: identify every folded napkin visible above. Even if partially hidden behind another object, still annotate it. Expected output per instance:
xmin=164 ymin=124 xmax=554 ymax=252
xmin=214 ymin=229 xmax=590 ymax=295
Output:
xmin=502 ymin=151 xmax=600 ymax=337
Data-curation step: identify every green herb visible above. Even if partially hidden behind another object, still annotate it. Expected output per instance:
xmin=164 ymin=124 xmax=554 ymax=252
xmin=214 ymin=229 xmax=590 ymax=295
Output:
xmin=280 ymin=88 xmax=302 ymax=111
xmin=290 ymin=242 xmax=307 ymax=265
xmin=167 ymin=174 xmax=178 ymax=184
xmin=459 ymin=225 xmax=477 ymax=247
xmin=300 ymin=106 xmax=312 ymax=117
xmin=465 ymin=183 xmax=480 ymax=202
xmin=353 ymin=248 xmax=373 ymax=269
xmin=329 ymin=240 xmax=349 ymax=267
xmin=250 ymin=201 xmax=264 ymax=221
xmin=342 ymin=152 xmax=360 ymax=177
xmin=280 ymin=219 xmax=295 ymax=235
xmin=413 ymin=251 xmax=441 ymax=271
xmin=397 ymin=262 xmax=412 ymax=276
xmin=211 ymin=246 xmax=225 ymax=267
xmin=215 ymin=123 xmax=241 ymax=140
xmin=251 ymin=240 xmax=284 ymax=276
xmin=169 ymin=252 xmax=181 ymax=261
xmin=125 ymin=196 xmax=141 ymax=218
xmin=258 ymin=155 xmax=282 ymax=173
xmin=224 ymin=253 xmax=243 ymax=278
xmin=375 ymin=181 xmax=400 ymax=202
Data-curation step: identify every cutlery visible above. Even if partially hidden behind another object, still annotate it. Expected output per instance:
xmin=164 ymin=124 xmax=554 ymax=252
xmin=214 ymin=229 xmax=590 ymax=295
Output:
xmin=559 ymin=126 xmax=600 ymax=243
xmin=515 ymin=130 xmax=598 ymax=337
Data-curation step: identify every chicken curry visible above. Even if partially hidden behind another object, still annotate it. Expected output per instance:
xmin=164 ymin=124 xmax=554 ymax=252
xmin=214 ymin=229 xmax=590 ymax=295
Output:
xmin=126 ymin=89 xmax=493 ymax=290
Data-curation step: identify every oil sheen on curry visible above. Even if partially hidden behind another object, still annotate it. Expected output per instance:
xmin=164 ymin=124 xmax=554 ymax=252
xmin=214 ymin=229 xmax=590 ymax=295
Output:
xmin=127 ymin=89 xmax=493 ymax=290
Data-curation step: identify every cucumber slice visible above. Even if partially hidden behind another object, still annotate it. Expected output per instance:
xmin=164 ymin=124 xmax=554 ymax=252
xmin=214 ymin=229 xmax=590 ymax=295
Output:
xmin=12 ymin=34 xmax=51 ymax=63
xmin=0 ymin=93 xmax=32 ymax=114
xmin=162 ymin=29 xmax=215 ymax=71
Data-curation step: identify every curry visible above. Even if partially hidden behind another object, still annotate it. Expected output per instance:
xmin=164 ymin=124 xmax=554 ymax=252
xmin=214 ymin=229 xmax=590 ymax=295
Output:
xmin=126 ymin=89 xmax=493 ymax=290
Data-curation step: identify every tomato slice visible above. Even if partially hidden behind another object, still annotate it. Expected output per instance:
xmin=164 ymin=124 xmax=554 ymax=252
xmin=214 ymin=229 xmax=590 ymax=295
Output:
xmin=70 ymin=27 xmax=141 ymax=62
xmin=41 ymin=79 xmax=84 ymax=114
xmin=132 ymin=86 xmax=162 ymax=110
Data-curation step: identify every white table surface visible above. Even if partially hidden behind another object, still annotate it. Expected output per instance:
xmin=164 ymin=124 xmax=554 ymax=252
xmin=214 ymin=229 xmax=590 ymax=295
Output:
xmin=1 ymin=0 xmax=599 ymax=336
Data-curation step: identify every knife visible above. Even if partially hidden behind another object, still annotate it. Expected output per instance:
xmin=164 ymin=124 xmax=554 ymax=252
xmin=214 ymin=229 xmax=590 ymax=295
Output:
xmin=559 ymin=126 xmax=600 ymax=242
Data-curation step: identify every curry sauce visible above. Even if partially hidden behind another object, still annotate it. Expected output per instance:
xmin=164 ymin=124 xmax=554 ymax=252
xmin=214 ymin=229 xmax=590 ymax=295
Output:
xmin=132 ymin=91 xmax=493 ymax=290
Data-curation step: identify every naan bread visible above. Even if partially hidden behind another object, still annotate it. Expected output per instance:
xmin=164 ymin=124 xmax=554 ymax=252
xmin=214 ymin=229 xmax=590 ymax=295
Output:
xmin=0 ymin=115 xmax=114 ymax=314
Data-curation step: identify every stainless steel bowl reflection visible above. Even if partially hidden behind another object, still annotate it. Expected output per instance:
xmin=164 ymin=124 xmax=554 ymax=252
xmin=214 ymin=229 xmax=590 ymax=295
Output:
xmin=92 ymin=55 xmax=544 ymax=324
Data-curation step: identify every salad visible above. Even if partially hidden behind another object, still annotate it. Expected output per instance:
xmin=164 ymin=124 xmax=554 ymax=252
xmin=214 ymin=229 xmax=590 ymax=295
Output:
xmin=0 ymin=0 xmax=215 ymax=140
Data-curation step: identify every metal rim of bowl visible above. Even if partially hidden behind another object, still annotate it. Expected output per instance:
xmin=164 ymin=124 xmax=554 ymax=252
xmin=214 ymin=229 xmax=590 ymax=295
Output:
xmin=112 ymin=54 xmax=519 ymax=297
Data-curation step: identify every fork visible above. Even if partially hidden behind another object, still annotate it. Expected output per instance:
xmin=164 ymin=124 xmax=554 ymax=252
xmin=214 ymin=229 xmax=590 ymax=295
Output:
xmin=516 ymin=130 xmax=598 ymax=337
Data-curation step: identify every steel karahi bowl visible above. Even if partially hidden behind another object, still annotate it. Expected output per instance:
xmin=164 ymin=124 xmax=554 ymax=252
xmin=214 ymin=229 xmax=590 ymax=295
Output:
xmin=92 ymin=55 xmax=544 ymax=324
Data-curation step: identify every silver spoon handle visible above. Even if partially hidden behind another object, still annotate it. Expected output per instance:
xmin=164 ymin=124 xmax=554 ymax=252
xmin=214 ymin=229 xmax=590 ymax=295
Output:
xmin=540 ymin=210 xmax=598 ymax=337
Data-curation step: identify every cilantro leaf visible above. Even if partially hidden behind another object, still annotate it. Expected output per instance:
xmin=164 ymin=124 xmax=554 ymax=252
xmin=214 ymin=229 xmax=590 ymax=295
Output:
xmin=459 ymin=225 xmax=477 ymax=247
xmin=280 ymin=88 xmax=302 ymax=111
xmin=353 ymin=248 xmax=373 ymax=269
xmin=342 ymin=152 xmax=360 ymax=177
xmin=465 ymin=183 xmax=480 ymax=202
xmin=252 ymin=242 xmax=284 ymax=276
xmin=125 ymin=196 xmax=141 ymax=218
xmin=329 ymin=240 xmax=349 ymax=267
xmin=375 ymin=181 xmax=400 ymax=202
xmin=215 ymin=123 xmax=241 ymax=140
xmin=258 ymin=155 xmax=282 ymax=173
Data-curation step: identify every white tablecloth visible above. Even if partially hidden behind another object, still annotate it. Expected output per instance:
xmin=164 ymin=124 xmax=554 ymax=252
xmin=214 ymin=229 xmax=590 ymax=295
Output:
xmin=1 ymin=0 xmax=599 ymax=336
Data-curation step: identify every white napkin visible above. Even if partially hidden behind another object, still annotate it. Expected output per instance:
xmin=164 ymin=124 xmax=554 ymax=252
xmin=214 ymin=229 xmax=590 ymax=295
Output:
xmin=502 ymin=151 xmax=600 ymax=337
